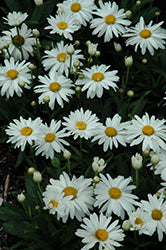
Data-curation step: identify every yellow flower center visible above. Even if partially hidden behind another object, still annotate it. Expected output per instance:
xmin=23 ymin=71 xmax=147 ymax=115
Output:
xmin=13 ymin=35 xmax=25 ymax=45
xmin=7 ymin=69 xmax=18 ymax=80
xmin=71 ymin=3 xmax=81 ymax=12
xmin=48 ymin=200 xmax=58 ymax=209
xmin=105 ymin=14 xmax=116 ymax=24
xmin=57 ymin=21 xmax=68 ymax=30
xmin=49 ymin=82 xmax=61 ymax=92
xmin=45 ymin=133 xmax=55 ymax=142
xmin=152 ymin=209 xmax=163 ymax=220
xmin=142 ymin=125 xmax=154 ymax=136
xmin=109 ymin=187 xmax=121 ymax=199
xmin=105 ymin=127 xmax=117 ymax=137
xmin=75 ymin=121 xmax=87 ymax=130
xmin=95 ymin=229 xmax=108 ymax=241
xmin=57 ymin=52 xmax=67 ymax=62
xmin=140 ymin=29 xmax=151 ymax=38
xmin=135 ymin=218 xmax=143 ymax=226
xmin=92 ymin=72 xmax=104 ymax=82
xmin=21 ymin=127 xmax=33 ymax=136
xmin=63 ymin=186 xmax=77 ymax=200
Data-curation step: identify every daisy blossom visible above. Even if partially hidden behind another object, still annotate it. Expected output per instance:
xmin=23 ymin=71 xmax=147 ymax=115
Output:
xmin=140 ymin=194 xmax=166 ymax=241
xmin=34 ymin=71 xmax=75 ymax=109
xmin=46 ymin=172 xmax=94 ymax=222
xmin=90 ymin=1 xmax=131 ymax=42
xmin=2 ymin=23 xmax=35 ymax=60
xmin=129 ymin=208 xmax=151 ymax=236
xmin=42 ymin=40 xmax=84 ymax=77
xmin=5 ymin=116 xmax=43 ymax=151
xmin=126 ymin=113 xmax=166 ymax=152
xmin=34 ymin=119 xmax=69 ymax=159
xmin=0 ymin=57 xmax=31 ymax=98
xmin=123 ymin=16 xmax=166 ymax=55
xmin=147 ymin=149 xmax=166 ymax=181
xmin=62 ymin=107 xmax=100 ymax=140
xmin=92 ymin=114 xmax=128 ymax=151
xmin=94 ymin=174 xmax=139 ymax=219
xmin=45 ymin=13 xmax=80 ymax=40
xmin=75 ymin=64 xmax=119 ymax=98
xmin=3 ymin=11 xmax=28 ymax=26
xmin=75 ymin=212 xmax=125 ymax=250
xmin=42 ymin=187 xmax=72 ymax=219
xmin=57 ymin=0 xmax=96 ymax=27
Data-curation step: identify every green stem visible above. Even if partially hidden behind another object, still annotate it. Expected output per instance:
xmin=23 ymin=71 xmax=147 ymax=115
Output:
xmin=35 ymin=37 xmax=42 ymax=74
xmin=69 ymin=54 xmax=72 ymax=74
xmin=67 ymin=159 xmax=71 ymax=174
xmin=79 ymin=137 xmax=83 ymax=151
xmin=136 ymin=169 xmax=139 ymax=188
xmin=125 ymin=66 xmax=130 ymax=89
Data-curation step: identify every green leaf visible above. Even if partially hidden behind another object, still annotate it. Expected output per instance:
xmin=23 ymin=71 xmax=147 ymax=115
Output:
xmin=51 ymin=157 xmax=60 ymax=168
xmin=0 ymin=203 xmax=24 ymax=221
xmin=14 ymin=150 xmax=24 ymax=167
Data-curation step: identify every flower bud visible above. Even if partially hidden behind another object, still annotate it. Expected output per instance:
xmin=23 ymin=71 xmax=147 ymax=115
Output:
xmin=67 ymin=44 xmax=74 ymax=55
xmin=75 ymin=40 xmax=80 ymax=45
xmin=17 ymin=193 xmax=25 ymax=203
xmin=73 ymin=59 xmax=80 ymax=68
xmin=31 ymin=101 xmax=36 ymax=107
xmin=127 ymin=90 xmax=134 ymax=97
xmin=142 ymin=58 xmax=147 ymax=64
xmin=95 ymin=51 xmax=101 ymax=57
xmin=28 ymin=63 xmax=37 ymax=70
xmin=113 ymin=42 xmax=122 ymax=52
xmin=150 ymin=154 xmax=160 ymax=165
xmin=92 ymin=157 xmax=106 ymax=173
xmin=136 ymin=0 xmax=141 ymax=6
xmin=34 ymin=0 xmax=43 ymax=6
xmin=155 ymin=11 xmax=160 ymax=16
xmin=43 ymin=95 xmax=50 ymax=103
xmin=18 ymin=80 xmax=25 ymax=87
xmin=131 ymin=153 xmax=143 ymax=169
xmin=155 ymin=192 xmax=161 ymax=198
xmin=33 ymin=171 xmax=42 ymax=183
xmin=78 ymin=73 xmax=85 ymax=79
xmin=125 ymin=10 xmax=132 ymax=18
xmin=32 ymin=28 xmax=40 ymax=37
xmin=57 ymin=6 xmax=64 ymax=14
xmin=88 ymin=42 xmax=98 ymax=56
xmin=122 ymin=220 xmax=131 ymax=231
xmin=125 ymin=56 xmax=133 ymax=67
xmin=27 ymin=167 xmax=35 ymax=175
xmin=93 ymin=176 xmax=100 ymax=184
xmin=63 ymin=149 xmax=71 ymax=160
xmin=142 ymin=149 xmax=150 ymax=156
xmin=85 ymin=40 xmax=91 ymax=46
xmin=75 ymin=86 xmax=81 ymax=92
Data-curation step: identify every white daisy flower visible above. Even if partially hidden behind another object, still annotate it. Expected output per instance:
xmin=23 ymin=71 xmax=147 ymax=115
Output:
xmin=5 ymin=116 xmax=43 ymax=151
xmin=62 ymin=107 xmax=100 ymax=140
xmin=92 ymin=114 xmax=128 ymax=151
xmin=92 ymin=156 xmax=106 ymax=173
xmin=34 ymin=119 xmax=69 ymax=159
xmin=47 ymin=172 xmax=94 ymax=222
xmin=129 ymin=208 xmax=151 ymax=236
xmin=57 ymin=0 xmax=97 ymax=27
xmin=42 ymin=40 xmax=84 ymax=77
xmin=94 ymin=173 xmax=139 ymax=219
xmin=75 ymin=212 xmax=125 ymax=250
xmin=3 ymin=11 xmax=28 ymax=26
xmin=45 ymin=13 xmax=80 ymax=41
xmin=123 ymin=16 xmax=166 ymax=55
xmin=2 ymin=23 xmax=35 ymax=60
xmin=75 ymin=64 xmax=119 ymax=98
xmin=0 ymin=57 xmax=31 ymax=98
xmin=126 ymin=113 xmax=166 ymax=153
xmin=90 ymin=1 xmax=131 ymax=42
xmin=42 ymin=187 xmax=71 ymax=219
xmin=34 ymin=71 xmax=75 ymax=109
xmin=140 ymin=194 xmax=166 ymax=241
xmin=147 ymin=149 xmax=166 ymax=181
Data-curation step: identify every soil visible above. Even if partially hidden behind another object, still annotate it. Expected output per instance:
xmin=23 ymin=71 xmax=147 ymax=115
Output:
xmin=0 ymin=143 xmax=24 ymax=250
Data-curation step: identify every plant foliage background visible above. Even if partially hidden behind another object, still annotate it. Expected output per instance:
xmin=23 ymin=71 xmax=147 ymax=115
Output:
xmin=0 ymin=0 xmax=166 ymax=249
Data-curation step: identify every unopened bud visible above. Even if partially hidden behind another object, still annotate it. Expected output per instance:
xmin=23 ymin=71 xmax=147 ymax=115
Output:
xmin=131 ymin=153 xmax=143 ymax=169
xmin=125 ymin=10 xmax=132 ymax=18
xmin=125 ymin=56 xmax=133 ymax=67
xmin=136 ymin=1 xmax=141 ymax=6
xmin=57 ymin=6 xmax=64 ymax=14
xmin=95 ymin=51 xmax=101 ymax=57
xmin=28 ymin=63 xmax=37 ymax=70
xmin=43 ymin=95 xmax=50 ymax=103
xmin=28 ymin=167 xmax=35 ymax=175
xmin=32 ymin=29 xmax=40 ymax=37
xmin=142 ymin=149 xmax=150 ymax=156
xmin=93 ymin=176 xmax=100 ymax=183
xmin=17 ymin=193 xmax=25 ymax=203
xmin=114 ymin=42 xmax=122 ymax=52
xmin=34 ymin=0 xmax=43 ymax=6
xmin=63 ymin=149 xmax=71 ymax=160
xmin=33 ymin=171 xmax=42 ymax=183
xmin=127 ymin=90 xmax=134 ymax=97
xmin=155 ymin=11 xmax=160 ymax=16
xmin=142 ymin=58 xmax=147 ymax=64
xmin=75 ymin=86 xmax=81 ymax=92
xmin=122 ymin=220 xmax=131 ymax=231
xmin=73 ymin=59 xmax=80 ymax=67
xmin=150 ymin=154 xmax=160 ymax=165
xmin=78 ymin=73 xmax=85 ymax=79
xmin=75 ymin=40 xmax=80 ymax=45
xmin=85 ymin=40 xmax=91 ymax=46
xmin=18 ymin=80 xmax=25 ymax=87
xmin=31 ymin=101 xmax=36 ymax=107
xmin=67 ymin=44 xmax=74 ymax=55
xmin=155 ymin=192 xmax=161 ymax=198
